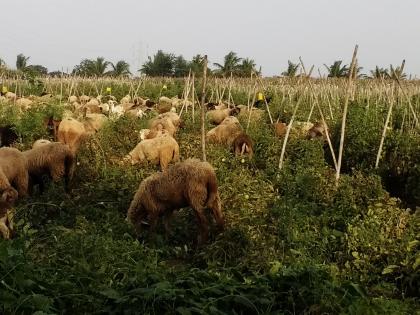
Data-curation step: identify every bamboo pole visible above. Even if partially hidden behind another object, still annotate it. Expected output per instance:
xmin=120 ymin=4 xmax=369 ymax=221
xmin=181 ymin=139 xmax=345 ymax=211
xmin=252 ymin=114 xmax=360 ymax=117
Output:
xmin=200 ymin=56 xmax=208 ymax=162
xmin=335 ymin=45 xmax=359 ymax=185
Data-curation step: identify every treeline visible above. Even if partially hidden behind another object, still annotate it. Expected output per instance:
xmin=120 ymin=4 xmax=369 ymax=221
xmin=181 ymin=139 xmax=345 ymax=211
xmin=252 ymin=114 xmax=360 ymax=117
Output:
xmin=0 ymin=52 xmax=409 ymax=79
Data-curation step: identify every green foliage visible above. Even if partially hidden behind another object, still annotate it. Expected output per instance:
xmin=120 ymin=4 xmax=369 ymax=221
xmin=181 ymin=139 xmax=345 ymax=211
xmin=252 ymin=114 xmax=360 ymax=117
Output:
xmin=107 ymin=60 xmax=131 ymax=77
xmin=72 ymin=57 xmax=111 ymax=76
xmin=281 ymin=60 xmax=300 ymax=77
xmin=140 ymin=50 xmax=176 ymax=77
xmin=324 ymin=60 xmax=349 ymax=78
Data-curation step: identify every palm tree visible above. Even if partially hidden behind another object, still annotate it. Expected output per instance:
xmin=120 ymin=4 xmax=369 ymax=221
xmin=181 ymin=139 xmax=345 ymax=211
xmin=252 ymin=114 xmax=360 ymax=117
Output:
xmin=239 ymin=58 xmax=257 ymax=77
xmin=108 ymin=60 xmax=131 ymax=77
xmin=16 ymin=53 xmax=30 ymax=71
xmin=281 ymin=60 xmax=300 ymax=77
xmin=389 ymin=62 xmax=407 ymax=81
xmin=213 ymin=51 xmax=242 ymax=76
xmin=370 ymin=66 xmax=389 ymax=79
xmin=324 ymin=60 xmax=349 ymax=78
xmin=140 ymin=50 xmax=174 ymax=77
xmin=91 ymin=57 xmax=110 ymax=76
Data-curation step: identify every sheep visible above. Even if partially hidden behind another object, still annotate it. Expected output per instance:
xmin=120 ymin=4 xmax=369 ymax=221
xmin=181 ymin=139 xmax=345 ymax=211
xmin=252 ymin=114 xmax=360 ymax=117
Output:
xmin=84 ymin=113 xmax=108 ymax=134
xmin=232 ymin=132 xmax=254 ymax=158
xmin=290 ymin=121 xmax=314 ymax=138
xmin=16 ymin=97 xmax=33 ymax=110
xmin=157 ymin=112 xmax=182 ymax=128
xmin=126 ymin=107 xmax=145 ymax=119
xmin=23 ymin=142 xmax=75 ymax=194
xmin=273 ymin=122 xmax=287 ymax=138
xmin=57 ymin=118 xmax=87 ymax=154
xmin=0 ymin=147 xmax=29 ymax=198
xmin=127 ymin=158 xmax=225 ymax=245
xmin=157 ymin=96 xmax=173 ymax=113
xmin=124 ymin=134 xmax=180 ymax=170
xmin=68 ymin=95 xmax=78 ymax=103
xmin=238 ymin=107 xmax=265 ymax=122
xmin=120 ymin=95 xmax=131 ymax=104
xmin=206 ymin=108 xmax=240 ymax=125
xmin=144 ymin=99 xmax=156 ymax=108
xmin=0 ymin=125 xmax=19 ymax=147
xmin=306 ymin=122 xmax=327 ymax=140
xmin=79 ymin=95 xmax=91 ymax=103
xmin=44 ymin=116 xmax=61 ymax=140
xmin=32 ymin=139 xmax=52 ymax=149
xmin=149 ymin=117 xmax=177 ymax=137
xmin=5 ymin=92 xmax=16 ymax=101
xmin=206 ymin=116 xmax=243 ymax=145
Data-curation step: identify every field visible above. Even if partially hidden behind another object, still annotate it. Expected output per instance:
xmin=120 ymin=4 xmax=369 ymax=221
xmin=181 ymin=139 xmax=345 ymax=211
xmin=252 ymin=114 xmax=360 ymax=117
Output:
xmin=0 ymin=76 xmax=419 ymax=314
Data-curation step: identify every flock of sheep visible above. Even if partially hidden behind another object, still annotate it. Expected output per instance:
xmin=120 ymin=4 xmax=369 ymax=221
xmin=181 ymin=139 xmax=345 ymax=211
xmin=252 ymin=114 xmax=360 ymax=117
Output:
xmin=0 ymin=90 xmax=327 ymax=244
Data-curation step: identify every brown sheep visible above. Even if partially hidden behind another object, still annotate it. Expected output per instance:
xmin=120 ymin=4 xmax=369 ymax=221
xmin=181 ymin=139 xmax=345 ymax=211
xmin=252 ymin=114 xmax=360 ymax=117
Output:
xmin=124 ymin=134 xmax=180 ymax=170
xmin=273 ymin=122 xmax=287 ymax=138
xmin=307 ymin=122 xmax=327 ymax=140
xmin=23 ymin=142 xmax=75 ymax=194
xmin=232 ymin=133 xmax=253 ymax=158
xmin=206 ymin=116 xmax=242 ymax=146
xmin=57 ymin=118 xmax=87 ymax=154
xmin=32 ymin=139 xmax=52 ymax=149
xmin=149 ymin=117 xmax=177 ymax=137
xmin=206 ymin=108 xmax=240 ymax=125
xmin=127 ymin=158 xmax=225 ymax=245
xmin=44 ymin=116 xmax=61 ymax=141
xmin=0 ymin=147 xmax=29 ymax=198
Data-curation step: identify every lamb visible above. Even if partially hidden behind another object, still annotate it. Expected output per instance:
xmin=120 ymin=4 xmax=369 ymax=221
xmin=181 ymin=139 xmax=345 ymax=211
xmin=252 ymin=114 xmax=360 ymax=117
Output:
xmin=32 ymin=139 xmax=52 ymax=149
xmin=232 ymin=132 xmax=254 ymax=158
xmin=149 ymin=117 xmax=177 ymax=137
xmin=0 ymin=147 xmax=29 ymax=198
xmin=127 ymin=158 xmax=225 ymax=245
xmin=0 ymin=125 xmax=19 ymax=147
xmin=23 ymin=142 xmax=75 ymax=194
xmin=57 ymin=117 xmax=87 ymax=154
xmin=124 ymin=134 xmax=180 ymax=170
xmin=206 ymin=116 xmax=243 ymax=145
xmin=206 ymin=108 xmax=240 ymax=125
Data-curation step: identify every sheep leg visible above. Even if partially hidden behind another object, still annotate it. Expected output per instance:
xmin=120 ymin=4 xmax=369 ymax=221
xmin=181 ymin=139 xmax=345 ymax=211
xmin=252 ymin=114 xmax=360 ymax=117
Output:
xmin=14 ymin=170 xmax=29 ymax=198
xmin=194 ymin=209 xmax=209 ymax=245
xmin=163 ymin=210 xmax=175 ymax=239
xmin=0 ymin=215 xmax=10 ymax=239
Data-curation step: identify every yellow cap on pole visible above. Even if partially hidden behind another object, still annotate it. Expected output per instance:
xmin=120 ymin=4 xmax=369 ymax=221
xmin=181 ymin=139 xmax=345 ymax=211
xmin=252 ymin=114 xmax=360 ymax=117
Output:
xmin=162 ymin=85 xmax=167 ymax=90
xmin=2 ymin=86 xmax=8 ymax=93
xmin=257 ymin=92 xmax=264 ymax=101
xmin=106 ymin=87 xmax=112 ymax=93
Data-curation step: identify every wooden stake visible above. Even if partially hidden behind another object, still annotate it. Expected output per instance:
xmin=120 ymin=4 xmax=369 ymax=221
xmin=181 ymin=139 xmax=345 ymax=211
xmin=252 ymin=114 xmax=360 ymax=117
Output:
xmin=200 ymin=56 xmax=208 ymax=162
xmin=335 ymin=45 xmax=359 ymax=185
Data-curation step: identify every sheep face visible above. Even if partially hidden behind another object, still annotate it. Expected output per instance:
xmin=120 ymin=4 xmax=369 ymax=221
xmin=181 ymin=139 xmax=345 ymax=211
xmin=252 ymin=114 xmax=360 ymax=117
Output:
xmin=1 ymin=187 xmax=18 ymax=207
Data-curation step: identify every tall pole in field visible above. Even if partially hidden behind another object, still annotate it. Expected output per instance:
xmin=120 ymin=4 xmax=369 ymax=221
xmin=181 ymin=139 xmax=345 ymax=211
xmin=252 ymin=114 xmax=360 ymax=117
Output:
xmin=335 ymin=45 xmax=359 ymax=185
xmin=200 ymin=55 xmax=208 ymax=162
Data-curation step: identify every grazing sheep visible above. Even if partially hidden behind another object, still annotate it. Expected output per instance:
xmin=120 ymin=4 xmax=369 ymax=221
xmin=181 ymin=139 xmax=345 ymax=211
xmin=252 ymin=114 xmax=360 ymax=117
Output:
xmin=124 ymin=134 xmax=180 ymax=170
xmin=84 ymin=113 xmax=108 ymax=133
xmin=273 ymin=122 xmax=287 ymax=138
xmin=5 ymin=92 xmax=17 ymax=101
xmin=127 ymin=158 xmax=225 ymax=244
xmin=307 ymin=122 xmax=327 ymax=140
xmin=232 ymin=133 xmax=254 ymax=158
xmin=68 ymin=95 xmax=78 ymax=103
xmin=157 ymin=96 xmax=173 ymax=113
xmin=206 ymin=108 xmax=240 ymax=125
xmin=126 ymin=107 xmax=145 ymax=118
xmin=0 ymin=125 xmax=18 ymax=147
xmin=16 ymin=98 xmax=33 ymax=110
xmin=144 ymin=99 xmax=156 ymax=108
xmin=149 ymin=117 xmax=177 ymax=137
xmin=57 ymin=118 xmax=87 ymax=154
xmin=291 ymin=121 xmax=314 ymax=138
xmin=238 ymin=107 xmax=265 ymax=122
xmin=120 ymin=95 xmax=131 ymax=104
xmin=157 ymin=112 xmax=182 ymax=128
xmin=79 ymin=95 xmax=91 ymax=103
xmin=44 ymin=116 xmax=61 ymax=140
xmin=206 ymin=116 xmax=242 ymax=145
xmin=32 ymin=139 xmax=52 ymax=149
xmin=23 ymin=142 xmax=75 ymax=194
xmin=0 ymin=147 xmax=29 ymax=198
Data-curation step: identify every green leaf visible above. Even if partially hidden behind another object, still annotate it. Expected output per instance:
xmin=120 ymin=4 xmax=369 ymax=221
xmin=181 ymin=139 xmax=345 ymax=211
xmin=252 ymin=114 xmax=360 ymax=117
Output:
xmin=382 ymin=265 xmax=399 ymax=275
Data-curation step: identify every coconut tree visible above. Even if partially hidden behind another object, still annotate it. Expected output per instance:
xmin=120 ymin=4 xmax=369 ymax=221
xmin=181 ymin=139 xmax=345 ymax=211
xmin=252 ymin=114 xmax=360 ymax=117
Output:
xmin=108 ymin=60 xmax=131 ymax=77
xmin=140 ymin=50 xmax=175 ymax=77
xmin=389 ymin=63 xmax=407 ymax=80
xmin=173 ymin=55 xmax=189 ymax=77
xmin=16 ymin=53 xmax=30 ymax=71
xmin=324 ymin=60 xmax=349 ymax=78
xmin=370 ymin=66 xmax=389 ymax=79
xmin=281 ymin=60 xmax=300 ymax=77
xmin=213 ymin=51 xmax=242 ymax=76
xmin=239 ymin=58 xmax=257 ymax=77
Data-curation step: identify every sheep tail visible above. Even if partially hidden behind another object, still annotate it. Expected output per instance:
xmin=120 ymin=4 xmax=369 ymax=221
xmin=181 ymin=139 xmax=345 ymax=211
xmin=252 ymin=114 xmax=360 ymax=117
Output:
xmin=206 ymin=173 xmax=224 ymax=229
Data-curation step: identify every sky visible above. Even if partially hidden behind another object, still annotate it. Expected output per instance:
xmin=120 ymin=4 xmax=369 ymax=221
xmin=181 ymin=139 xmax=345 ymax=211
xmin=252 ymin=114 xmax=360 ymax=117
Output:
xmin=1 ymin=0 xmax=419 ymax=77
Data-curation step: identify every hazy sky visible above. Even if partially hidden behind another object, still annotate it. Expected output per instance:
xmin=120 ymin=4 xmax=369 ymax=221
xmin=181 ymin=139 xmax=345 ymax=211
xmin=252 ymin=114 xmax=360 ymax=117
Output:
xmin=1 ymin=0 xmax=419 ymax=77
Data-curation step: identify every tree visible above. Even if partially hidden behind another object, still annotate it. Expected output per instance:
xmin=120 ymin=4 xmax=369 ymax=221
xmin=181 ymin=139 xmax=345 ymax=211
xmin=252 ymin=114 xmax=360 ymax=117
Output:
xmin=173 ymin=55 xmax=189 ymax=77
xmin=389 ymin=63 xmax=407 ymax=80
xmin=73 ymin=57 xmax=110 ymax=76
xmin=140 ymin=50 xmax=175 ymax=77
xmin=108 ymin=60 xmax=131 ymax=77
xmin=324 ymin=60 xmax=349 ymax=78
xmin=281 ymin=60 xmax=300 ymax=77
xmin=188 ymin=54 xmax=210 ymax=77
xmin=26 ymin=65 xmax=48 ymax=76
xmin=239 ymin=58 xmax=257 ymax=77
xmin=0 ymin=58 xmax=6 ymax=68
xmin=369 ymin=66 xmax=389 ymax=79
xmin=213 ymin=51 xmax=242 ymax=76
xmin=16 ymin=53 xmax=30 ymax=71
